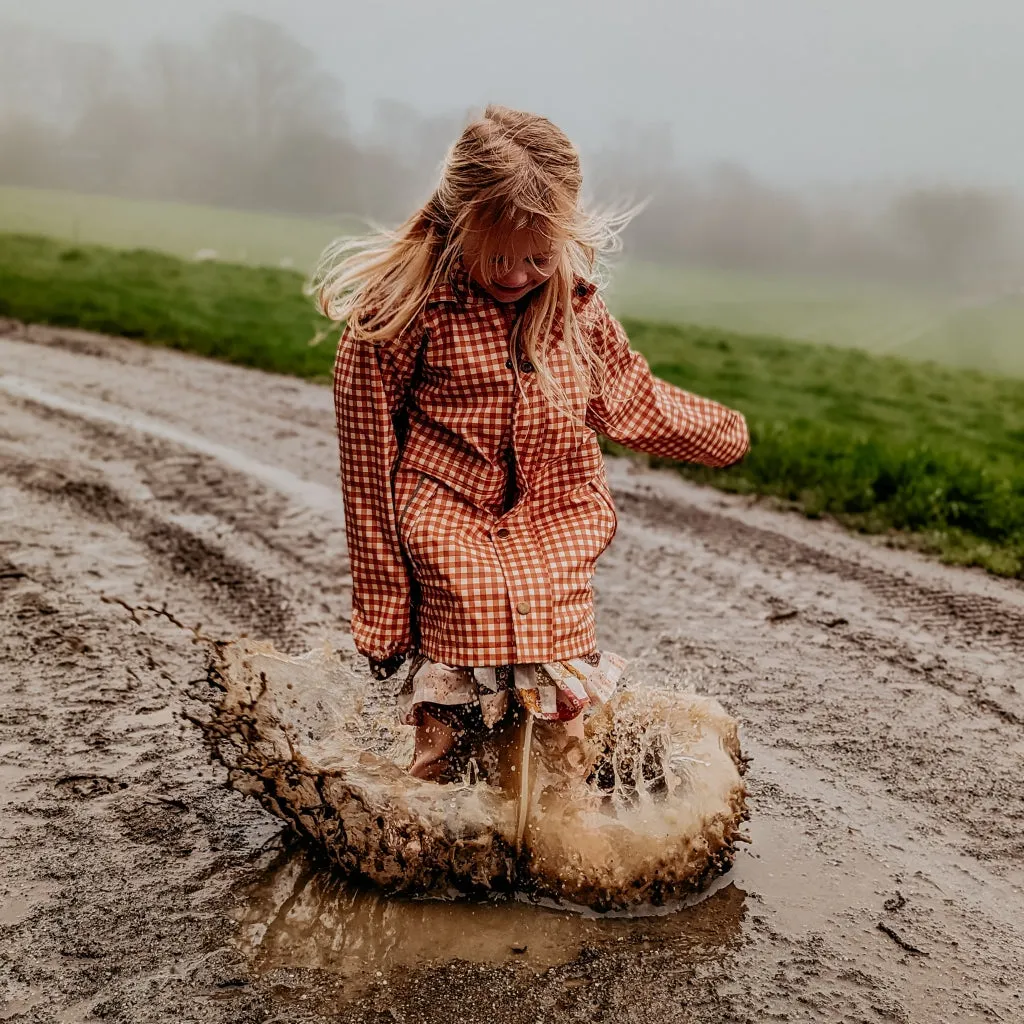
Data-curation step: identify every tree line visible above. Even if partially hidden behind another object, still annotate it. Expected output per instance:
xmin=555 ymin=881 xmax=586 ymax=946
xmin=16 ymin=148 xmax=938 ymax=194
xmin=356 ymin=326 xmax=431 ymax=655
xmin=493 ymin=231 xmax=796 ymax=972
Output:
xmin=1 ymin=13 xmax=1020 ymax=290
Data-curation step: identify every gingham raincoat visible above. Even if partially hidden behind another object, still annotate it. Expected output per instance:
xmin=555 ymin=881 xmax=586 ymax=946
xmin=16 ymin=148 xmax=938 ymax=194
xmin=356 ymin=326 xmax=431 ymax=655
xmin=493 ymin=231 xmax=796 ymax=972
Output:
xmin=333 ymin=267 xmax=749 ymax=669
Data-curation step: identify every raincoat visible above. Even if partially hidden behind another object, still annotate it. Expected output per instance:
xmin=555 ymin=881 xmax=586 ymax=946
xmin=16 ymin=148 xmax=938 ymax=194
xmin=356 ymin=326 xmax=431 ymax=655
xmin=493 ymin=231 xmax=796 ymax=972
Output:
xmin=333 ymin=266 xmax=749 ymax=670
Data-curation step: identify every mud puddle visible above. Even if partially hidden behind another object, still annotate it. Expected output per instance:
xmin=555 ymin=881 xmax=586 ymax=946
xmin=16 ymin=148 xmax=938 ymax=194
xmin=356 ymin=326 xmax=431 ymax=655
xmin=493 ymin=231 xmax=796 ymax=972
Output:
xmin=233 ymin=846 xmax=747 ymax=992
xmin=228 ymin=810 xmax=869 ymax=998
xmin=196 ymin=639 xmax=749 ymax=913
xmin=0 ymin=882 xmax=57 ymax=929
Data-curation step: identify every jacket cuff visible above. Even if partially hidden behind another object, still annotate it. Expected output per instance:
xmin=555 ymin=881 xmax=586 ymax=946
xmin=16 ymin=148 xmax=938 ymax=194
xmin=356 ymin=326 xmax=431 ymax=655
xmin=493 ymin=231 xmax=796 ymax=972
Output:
xmin=351 ymin=614 xmax=411 ymax=664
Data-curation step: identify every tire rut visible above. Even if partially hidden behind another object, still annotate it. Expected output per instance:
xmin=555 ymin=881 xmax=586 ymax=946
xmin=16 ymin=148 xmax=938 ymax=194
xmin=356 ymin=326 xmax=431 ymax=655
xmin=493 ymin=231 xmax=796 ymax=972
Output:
xmin=6 ymin=393 xmax=350 ymax=581
xmin=616 ymin=489 xmax=1024 ymax=655
xmin=1 ymin=455 xmax=295 ymax=645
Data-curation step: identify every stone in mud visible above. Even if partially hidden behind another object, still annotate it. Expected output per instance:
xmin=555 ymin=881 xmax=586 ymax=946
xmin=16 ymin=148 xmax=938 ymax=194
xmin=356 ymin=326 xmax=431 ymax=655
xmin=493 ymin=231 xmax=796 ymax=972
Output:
xmin=193 ymin=639 xmax=748 ymax=912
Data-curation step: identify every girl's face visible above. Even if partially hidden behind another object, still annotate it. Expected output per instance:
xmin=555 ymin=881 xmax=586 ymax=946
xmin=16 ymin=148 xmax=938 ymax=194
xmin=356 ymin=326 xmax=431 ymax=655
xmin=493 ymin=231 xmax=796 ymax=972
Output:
xmin=464 ymin=227 xmax=561 ymax=304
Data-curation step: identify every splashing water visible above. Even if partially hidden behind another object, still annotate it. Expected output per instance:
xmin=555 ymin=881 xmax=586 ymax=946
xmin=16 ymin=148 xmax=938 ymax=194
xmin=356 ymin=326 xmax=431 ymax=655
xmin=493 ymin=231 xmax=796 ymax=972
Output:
xmin=194 ymin=639 xmax=748 ymax=912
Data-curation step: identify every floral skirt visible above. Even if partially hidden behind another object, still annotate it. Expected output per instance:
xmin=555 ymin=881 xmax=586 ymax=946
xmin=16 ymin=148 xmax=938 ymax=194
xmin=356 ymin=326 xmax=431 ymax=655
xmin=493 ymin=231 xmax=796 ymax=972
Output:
xmin=398 ymin=651 xmax=627 ymax=729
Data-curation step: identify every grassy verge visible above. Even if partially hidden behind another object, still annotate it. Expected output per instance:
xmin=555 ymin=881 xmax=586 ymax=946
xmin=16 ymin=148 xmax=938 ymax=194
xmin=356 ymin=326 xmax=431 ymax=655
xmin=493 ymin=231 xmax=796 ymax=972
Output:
xmin=2 ymin=231 xmax=1022 ymax=578
xmin=0 ymin=233 xmax=336 ymax=377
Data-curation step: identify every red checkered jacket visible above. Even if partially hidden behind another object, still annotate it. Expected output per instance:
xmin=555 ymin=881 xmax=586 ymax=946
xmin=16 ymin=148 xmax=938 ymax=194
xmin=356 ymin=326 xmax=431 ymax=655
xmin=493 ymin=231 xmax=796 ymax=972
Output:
xmin=333 ymin=267 xmax=749 ymax=666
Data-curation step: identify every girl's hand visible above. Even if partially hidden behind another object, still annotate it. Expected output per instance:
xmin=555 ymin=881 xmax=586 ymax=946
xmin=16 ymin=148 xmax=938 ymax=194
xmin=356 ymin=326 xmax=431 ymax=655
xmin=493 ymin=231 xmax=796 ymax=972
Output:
xmin=369 ymin=650 xmax=408 ymax=681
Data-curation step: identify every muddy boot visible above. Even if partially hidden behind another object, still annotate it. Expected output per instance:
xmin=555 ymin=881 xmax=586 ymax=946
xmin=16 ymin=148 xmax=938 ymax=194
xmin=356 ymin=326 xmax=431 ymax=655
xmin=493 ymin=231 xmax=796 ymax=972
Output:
xmin=409 ymin=703 xmax=507 ymax=784
xmin=531 ymin=714 xmax=592 ymax=780
xmin=468 ymin=702 xmax=526 ymax=793
xmin=408 ymin=709 xmax=461 ymax=781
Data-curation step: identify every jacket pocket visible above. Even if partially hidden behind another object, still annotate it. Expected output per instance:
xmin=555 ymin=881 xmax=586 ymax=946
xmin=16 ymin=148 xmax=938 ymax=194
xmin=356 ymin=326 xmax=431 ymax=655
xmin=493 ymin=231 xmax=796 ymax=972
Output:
xmin=395 ymin=470 xmax=440 ymax=565
xmin=588 ymin=477 xmax=619 ymax=554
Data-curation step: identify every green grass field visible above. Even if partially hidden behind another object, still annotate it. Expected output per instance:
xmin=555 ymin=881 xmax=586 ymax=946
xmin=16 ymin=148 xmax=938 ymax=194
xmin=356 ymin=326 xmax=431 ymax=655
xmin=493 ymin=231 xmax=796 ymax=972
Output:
xmin=4 ymin=185 xmax=1023 ymax=378
xmin=0 ymin=232 xmax=334 ymax=377
xmin=0 ymin=185 xmax=349 ymax=270
xmin=1 ymin=230 xmax=1022 ymax=579
xmin=609 ymin=263 xmax=1024 ymax=379
xmin=606 ymin=263 xmax=994 ymax=364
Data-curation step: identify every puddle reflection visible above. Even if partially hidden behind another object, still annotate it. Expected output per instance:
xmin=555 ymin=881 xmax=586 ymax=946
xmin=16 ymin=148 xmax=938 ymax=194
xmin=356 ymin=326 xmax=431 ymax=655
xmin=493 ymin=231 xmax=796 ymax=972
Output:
xmin=234 ymin=845 xmax=747 ymax=983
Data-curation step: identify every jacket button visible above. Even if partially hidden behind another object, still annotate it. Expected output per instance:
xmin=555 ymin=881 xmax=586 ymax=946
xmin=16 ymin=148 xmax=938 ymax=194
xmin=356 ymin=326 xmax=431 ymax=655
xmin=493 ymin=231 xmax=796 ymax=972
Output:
xmin=504 ymin=359 xmax=513 ymax=370
xmin=495 ymin=527 xmax=510 ymax=539
xmin=519 ymin=360 xmax=534 ymax=373
xmin=516 ymin=600 xmax=531 ymax=615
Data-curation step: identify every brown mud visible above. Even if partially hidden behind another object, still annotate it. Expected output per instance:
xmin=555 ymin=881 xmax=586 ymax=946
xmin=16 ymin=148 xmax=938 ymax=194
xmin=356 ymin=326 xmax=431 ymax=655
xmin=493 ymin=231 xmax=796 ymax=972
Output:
xmin=2 ymin=322 xmax=1023 ymax=1022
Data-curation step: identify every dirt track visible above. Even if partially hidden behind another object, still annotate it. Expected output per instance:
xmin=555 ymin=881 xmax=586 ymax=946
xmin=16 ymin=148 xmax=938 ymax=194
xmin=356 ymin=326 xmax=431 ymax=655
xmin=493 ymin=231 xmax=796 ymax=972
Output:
xmin=2 ymin=322 xmax=1023 ymax=1024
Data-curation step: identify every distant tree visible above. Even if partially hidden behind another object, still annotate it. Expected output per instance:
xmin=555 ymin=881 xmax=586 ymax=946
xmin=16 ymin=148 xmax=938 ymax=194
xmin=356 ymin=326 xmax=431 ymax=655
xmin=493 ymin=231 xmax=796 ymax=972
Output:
xmin=207 ymin=14 xmax=344 ymax=146
xmin=0 ymin=115 xmax=66 ymax=188
xmin=0 ymin=23 xmax=65 ymax=122
xmin=890 ymin=187 xmax=1014 ymax=286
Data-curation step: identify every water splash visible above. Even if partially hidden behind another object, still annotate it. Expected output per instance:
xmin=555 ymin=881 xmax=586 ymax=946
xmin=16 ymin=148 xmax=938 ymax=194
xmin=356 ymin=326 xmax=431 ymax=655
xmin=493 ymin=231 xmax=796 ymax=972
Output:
xmin=195 ymin=639 xmax=748 ymax=912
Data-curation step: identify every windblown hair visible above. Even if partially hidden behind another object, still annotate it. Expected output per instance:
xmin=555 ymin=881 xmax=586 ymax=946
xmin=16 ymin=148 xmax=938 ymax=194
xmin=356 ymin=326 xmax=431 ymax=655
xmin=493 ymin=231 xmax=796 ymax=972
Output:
xmin=312 ymin=104 xmax=635 ymax=411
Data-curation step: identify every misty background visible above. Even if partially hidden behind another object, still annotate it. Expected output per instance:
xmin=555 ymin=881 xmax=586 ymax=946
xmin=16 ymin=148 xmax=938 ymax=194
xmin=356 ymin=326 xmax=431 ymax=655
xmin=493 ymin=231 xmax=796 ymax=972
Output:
xmin=2 ymin=3 xmax=1024 ymax=291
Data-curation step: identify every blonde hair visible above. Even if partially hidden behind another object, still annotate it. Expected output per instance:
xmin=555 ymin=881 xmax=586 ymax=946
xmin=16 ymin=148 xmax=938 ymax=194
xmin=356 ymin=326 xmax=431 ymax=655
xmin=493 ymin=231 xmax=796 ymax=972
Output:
xmin=312 ymin=104 xmax=634 ymax=411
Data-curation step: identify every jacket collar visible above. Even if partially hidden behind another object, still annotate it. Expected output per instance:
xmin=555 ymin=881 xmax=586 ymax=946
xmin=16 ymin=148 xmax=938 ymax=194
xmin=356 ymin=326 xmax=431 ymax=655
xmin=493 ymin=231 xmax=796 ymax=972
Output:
xmin=426 ymin=260 xmax=598 ymax=315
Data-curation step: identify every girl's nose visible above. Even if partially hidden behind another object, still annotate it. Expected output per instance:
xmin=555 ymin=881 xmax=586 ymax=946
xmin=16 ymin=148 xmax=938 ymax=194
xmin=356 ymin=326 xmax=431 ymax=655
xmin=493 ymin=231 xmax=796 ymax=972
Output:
xmin=497 ymin=264 xmax=529 ymax=288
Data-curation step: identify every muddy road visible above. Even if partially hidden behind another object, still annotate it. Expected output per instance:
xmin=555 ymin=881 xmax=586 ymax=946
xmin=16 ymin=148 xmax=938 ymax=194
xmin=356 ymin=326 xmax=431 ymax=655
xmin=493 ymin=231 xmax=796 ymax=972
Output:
xmin=2 ymin=322 xmax=1022 ymax=1023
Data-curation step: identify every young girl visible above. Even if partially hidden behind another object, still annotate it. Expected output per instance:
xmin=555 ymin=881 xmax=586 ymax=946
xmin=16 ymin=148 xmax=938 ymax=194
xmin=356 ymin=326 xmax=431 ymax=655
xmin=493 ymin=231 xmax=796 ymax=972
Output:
xmin=317 ymin=105 xmax=749 ymax=782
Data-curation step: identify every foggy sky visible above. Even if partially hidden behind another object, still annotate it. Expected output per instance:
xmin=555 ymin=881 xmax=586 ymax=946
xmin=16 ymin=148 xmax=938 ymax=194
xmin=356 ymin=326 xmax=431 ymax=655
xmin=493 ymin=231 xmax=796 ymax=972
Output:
xmin=3 ymin=0 xmax=1023 ymax=188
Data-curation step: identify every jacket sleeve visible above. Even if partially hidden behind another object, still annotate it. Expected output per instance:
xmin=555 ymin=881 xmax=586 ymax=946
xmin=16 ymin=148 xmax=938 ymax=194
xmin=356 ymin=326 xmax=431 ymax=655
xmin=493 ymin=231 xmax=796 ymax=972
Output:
xmin=585 ymin=298 xmax=750 ymax=467
xmin=333 ymin=320 xmax=423 ymax=661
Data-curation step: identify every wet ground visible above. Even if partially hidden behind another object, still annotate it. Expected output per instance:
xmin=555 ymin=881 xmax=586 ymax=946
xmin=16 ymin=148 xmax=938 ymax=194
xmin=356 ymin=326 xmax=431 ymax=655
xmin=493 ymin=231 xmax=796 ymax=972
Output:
xmin=1 ymin=320 xmax=1022 ymax=1023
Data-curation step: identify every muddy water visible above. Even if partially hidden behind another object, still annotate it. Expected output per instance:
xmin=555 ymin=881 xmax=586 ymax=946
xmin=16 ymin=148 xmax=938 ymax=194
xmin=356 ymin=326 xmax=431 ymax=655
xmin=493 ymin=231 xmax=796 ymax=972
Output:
xmin=2 ymin=324 xmax=1024 ymax=1023
xmin=234 ymin=849 xmax=747 ymax=985
xmin=226 ymin=807 xmax=871 ymax=995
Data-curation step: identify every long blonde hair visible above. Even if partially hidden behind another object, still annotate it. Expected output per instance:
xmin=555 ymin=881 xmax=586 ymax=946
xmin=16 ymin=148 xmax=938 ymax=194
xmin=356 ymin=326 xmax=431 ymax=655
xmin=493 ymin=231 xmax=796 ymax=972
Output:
xmin=312 ymin=105 xmax=634 ymax=410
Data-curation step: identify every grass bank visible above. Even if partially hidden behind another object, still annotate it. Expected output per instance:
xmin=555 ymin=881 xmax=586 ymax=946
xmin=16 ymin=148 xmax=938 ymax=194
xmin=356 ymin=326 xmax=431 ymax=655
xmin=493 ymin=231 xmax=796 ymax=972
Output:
xmin=0 ymin=233 xmax=335 ymax=377
xmin=2 ymin=231 xmax=1022 ymax=577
